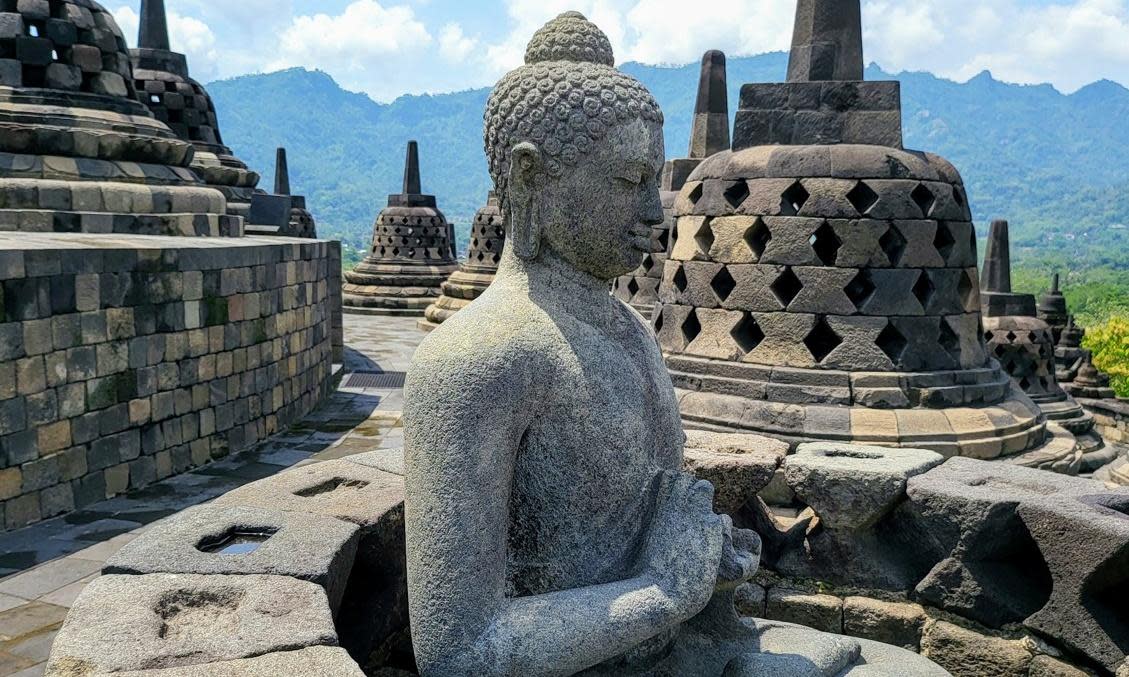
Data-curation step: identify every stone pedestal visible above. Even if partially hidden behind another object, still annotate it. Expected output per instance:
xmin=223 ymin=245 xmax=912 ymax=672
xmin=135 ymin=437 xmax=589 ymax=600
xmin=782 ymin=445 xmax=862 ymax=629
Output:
xmin=419 ymin=192 xmax=504 ymax=330
xmin=343 ymin=141 xmax=458 ymax=316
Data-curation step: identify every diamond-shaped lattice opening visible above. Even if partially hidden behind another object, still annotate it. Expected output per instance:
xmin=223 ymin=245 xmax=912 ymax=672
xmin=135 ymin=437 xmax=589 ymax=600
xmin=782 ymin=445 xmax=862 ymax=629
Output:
xmin=934 ymin=222 xmax=956 ymax=262
xmin=641 ymin=256 xmax=654 ymax=274
xmin=958 ymin=269 xmax=976 ymax=308
xmin=912 ymin=183 xmax=937 ymax=217
xmin=724 ymin=181 xmax=750 ymax=210
xmin=695 ymin=219 xmax=715 ymax=254
xmin=744 ymin=219 xmax=771 ymax=259
xmin=682 ymin=310 xmax=702 ymax=344
xmin=657 ymin=228 xmax=670 ymax=253
xmin=771 ymin=268 xmax=803 ymax=308
xmin=780 ymin=182 xmax=810 ymax=216
xmin=710 ymin=267 xmax=737 ymax=303
xmin=912 ymin=271 xmax=935 ymax=310
xmin=847 ymin=181 xmax=879 ymax=215
xmin=939 ymin=319 xmax=961 ymax=361
xmin=804 ymin=317 xmax=842 ymax=363
xmin=810 ymin=222 xmax=841 ymax=266
xmin=877 ymin=322 xmax=908 ymax=367
xmin=732 ymin=313 xmax=765 ymax=355
xmin=687 ymin=183 xmax=704 ymax=205
xmin=626 ymin=278 xmax=640 ymax=297
xmin=653 ymin=309 xmax=664 ymax=334
xmin=879 ymin=225 xmax=907 ymax=266
xmin=673 ymin=266 xmax=689 ymax=293
xmin=844 ymin=270 xmax=876 ymax=311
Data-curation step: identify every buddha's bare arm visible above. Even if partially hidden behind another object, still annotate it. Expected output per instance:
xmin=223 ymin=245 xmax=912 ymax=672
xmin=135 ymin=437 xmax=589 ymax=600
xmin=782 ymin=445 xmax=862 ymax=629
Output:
xmin=404 ymin=345 xmax=724 ymax=676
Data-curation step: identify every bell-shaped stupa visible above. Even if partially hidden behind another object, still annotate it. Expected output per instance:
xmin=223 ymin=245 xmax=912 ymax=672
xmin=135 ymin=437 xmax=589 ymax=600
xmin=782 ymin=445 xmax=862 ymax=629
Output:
xmin=0 ymin=0 xmax=237 ymax=236
xmin=128 ymin=0 xmax=259 ymax=220
xmin=614 ymin=50 xmax=729 ymax=317
xmin=419 ymin=191 xmax=504 ymax=330
xmin=342 ymin=141 xmax=459 ymax=315
xmin=654 ymin=0 xmax=1049 ymax=460
xmin=247 ymin=147 xmax=318 ymax=237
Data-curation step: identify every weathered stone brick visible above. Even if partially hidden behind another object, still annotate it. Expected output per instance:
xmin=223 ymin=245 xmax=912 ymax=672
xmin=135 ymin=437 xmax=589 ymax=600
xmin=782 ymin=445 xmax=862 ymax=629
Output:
xmin=43 ymin=351 xmax=67 ymax=388
xmin=0 ymin=324 xmax=23 ymax=362
xmin=37 ymin=420 xmax=71 ymax=455
xmin=0 ymin=397 xmax=26 ymax=436
xmin=96 ymin=341 xmax=129 ymax=376
xmin=56 ymin=383 xmax=85 ymax=418
xmin=57 ymin=446 xmax=87 ymax=482
xmin=766 ymin=589 xmax=844 ymax=634
xmin=16 ymin=356 xmax=45 ymax=395
xmin=22 ymin=318 xmax=53 ymax=356
xmin=25 ymin=390 xmax=57 ymax=426
xmin=74 ymin=273 xmax=100 ymax=312
xmin=0 ymin=363 xmax=16 ymax=400
xmin=104 ymin=463 xmax=130 ymax=495
xmin=0 ymin=466 xmax=21 ymax=500
xmin=79 ymin=311 xmax=108 ymax=344
xmin=73 ymin=472 xmax=105 ymax=508
xmin=4 ymin=492 xmax=40 ymax=529
xmin=39 ymin=481 xmax=74 ymax=518
xmin=21 ymin=454 xmax=59 ymax=491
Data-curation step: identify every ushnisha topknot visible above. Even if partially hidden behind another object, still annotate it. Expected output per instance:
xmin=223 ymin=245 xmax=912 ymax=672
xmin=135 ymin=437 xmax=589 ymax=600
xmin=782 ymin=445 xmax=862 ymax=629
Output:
xmin=524 ymin=11 xmax=615 ymax=66
xmin=484 ymin=12 xmax=663 ymax=211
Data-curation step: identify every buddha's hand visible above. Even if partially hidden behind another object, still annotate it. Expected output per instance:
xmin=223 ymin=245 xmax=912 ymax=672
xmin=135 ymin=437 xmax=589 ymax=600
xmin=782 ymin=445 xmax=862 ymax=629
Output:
xmin=716 ymin=517 xmax=760 ymax=591
xmin=641 ymin=470 xmax=725 ymax=619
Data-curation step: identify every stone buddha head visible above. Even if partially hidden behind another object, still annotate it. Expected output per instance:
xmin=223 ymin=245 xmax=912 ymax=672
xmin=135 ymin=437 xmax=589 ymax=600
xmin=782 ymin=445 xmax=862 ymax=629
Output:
xmin=484 ymin=11 xmax=666 ymax=281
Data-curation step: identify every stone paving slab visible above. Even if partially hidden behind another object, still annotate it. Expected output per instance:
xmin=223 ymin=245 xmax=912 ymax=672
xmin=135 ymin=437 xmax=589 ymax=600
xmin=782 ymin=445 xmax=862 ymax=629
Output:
xmin=0 ymin=314 xmax=425 ymax=677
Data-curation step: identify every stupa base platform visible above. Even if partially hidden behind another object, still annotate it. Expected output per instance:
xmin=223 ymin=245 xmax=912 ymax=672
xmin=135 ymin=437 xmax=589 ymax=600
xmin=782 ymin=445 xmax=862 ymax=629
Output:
xmin=420 ymin=268 xmax=496 ymax=329
xmin=671 ymin=355 xmax=1049 ymax=459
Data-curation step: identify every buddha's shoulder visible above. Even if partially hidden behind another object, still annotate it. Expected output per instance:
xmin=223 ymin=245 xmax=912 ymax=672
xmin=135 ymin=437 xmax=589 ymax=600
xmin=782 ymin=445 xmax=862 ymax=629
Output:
xmin=411 ymin=293 xmax=562 ymax=377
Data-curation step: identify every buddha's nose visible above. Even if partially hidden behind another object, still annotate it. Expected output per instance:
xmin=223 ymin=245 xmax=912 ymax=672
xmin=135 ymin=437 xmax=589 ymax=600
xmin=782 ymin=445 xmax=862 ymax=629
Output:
xmin=640 ymin=184 xmax=664 ymax=226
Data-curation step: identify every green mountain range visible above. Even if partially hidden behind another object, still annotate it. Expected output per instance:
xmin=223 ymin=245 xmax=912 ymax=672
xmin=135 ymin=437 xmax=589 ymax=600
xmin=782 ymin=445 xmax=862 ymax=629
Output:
xmin=206 ymin=55 xmax=1129 ymax=320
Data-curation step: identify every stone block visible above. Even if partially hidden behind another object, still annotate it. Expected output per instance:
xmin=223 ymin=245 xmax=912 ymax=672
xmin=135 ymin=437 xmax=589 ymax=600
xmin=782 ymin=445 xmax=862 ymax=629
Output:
xmin=111 ymin=646 xmax=365 ymax=676
xmin=682 ymin=430 xmax=787 ymax=514
xmin=919 ymin=620 xmax=1032 ymax=677
xmin=908 ymin=458 xmax=1129 ymax=633
xmin=0 ymin=466 xmax=20 ymax=500
xmin=1028 ymin=655 xmax=1093 ymax=677
xmin=213 ymin=460 xmax=404 ymax=533
xmin=843 ymin=596 xmax=925 ymax=650
xmin=765 ymin=588 xmax=843 ymax=633
xmin=45 ymin=573 xmax=339 ymax=674
xmin=106 ymin=504 xmax=360 ymax=614
xmin=37 ymin=420 xmax=71 ymax=454
xmin=785 ymin=443 xmax=943 ymax=530
xmin=4 ymin=491 xmax=40 ymax=529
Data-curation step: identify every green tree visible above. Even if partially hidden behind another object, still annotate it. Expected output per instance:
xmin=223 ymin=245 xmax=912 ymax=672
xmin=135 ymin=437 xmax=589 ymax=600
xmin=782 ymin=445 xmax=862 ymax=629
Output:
xmin=1083 ymin=315 xmax=1129 ymax=397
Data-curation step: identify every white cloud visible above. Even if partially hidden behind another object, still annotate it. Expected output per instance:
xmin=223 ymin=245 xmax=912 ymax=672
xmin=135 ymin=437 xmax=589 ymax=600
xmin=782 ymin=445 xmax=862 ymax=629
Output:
xmin=438 ymin=23 xmax=477 ymax=62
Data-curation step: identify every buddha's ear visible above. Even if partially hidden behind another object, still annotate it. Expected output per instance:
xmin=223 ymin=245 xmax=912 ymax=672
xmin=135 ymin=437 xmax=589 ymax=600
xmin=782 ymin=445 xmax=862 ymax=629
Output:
xmin=508 ymin=142 xmax=543 ymax=260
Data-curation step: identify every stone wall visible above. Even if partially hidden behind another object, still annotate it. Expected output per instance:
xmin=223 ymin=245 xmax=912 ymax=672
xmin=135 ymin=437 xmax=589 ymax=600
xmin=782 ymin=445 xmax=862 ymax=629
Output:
xmin=1079 ymin=398 xmax=1129 ymax=447
xmin=0 ymin=233 xmax=339 ymax=531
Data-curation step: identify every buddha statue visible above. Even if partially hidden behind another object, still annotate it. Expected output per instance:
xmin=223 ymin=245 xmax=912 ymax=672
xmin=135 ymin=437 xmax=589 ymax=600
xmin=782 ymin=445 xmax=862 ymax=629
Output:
xmin=403 ymin=12 xmax=948 ymax=676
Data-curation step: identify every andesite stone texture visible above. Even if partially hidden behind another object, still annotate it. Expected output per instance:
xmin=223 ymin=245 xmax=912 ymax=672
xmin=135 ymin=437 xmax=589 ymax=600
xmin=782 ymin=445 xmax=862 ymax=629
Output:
xmin=402 ymin=10 xmax=946 ymax=677
xmin=343 ymin=141 xmax=459 ymax=316
xmin=47 ymin=458 xmax=411 ymax=675
xmin=655 ymin=0 xmax=1048 ymax=464
xmin=419 ymin=191 xmax=505 ymax=330
xmin=46 ymin=573 xmax=340 ymax=674
xmin=104 ymin=503 xmax=360 ymax=614
xmin=614 ymin=50 xmax=730 ymax=318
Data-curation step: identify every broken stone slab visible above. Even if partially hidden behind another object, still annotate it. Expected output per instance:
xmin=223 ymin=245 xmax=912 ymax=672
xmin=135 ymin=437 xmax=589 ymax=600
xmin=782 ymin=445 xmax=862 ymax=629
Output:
xmin=45 ymin=573 xmax=338 ymax=675
xmin=765 ymin=587 xmax=843 ymax=633
xmin=104 ymin=504 xmax=360 ymax=614
xmin=1018 ymin=495 xmax=1129 ymax=672
xmin=907 ymin=457 xmax=1129 ymax=630
xmin=843 ymin=596 xmax=926 ymax=651
xmin=785 ymin=443 xmax=944 ymax=530
xmin=682 ymin=430 xmax=787 ymax=514
xmin=212 ymin=459 xmax=404 ymax=532
xmin=112 ymin=646 xmax=364 ymax=676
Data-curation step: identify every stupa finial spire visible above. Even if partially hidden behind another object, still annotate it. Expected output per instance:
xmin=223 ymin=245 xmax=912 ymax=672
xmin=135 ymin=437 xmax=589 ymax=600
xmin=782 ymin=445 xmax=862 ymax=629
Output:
xmin=1051 ymin=272 xmax=1060 ymax=293
xmin=787 ymin=0 xmax=864 ymax=82
xmin=274 ymin=148 xmax=290 ymax=196
xmin=688 ymin=50 xmax=729 ymax=159
xmin=403 ymin=141 xmax=421 ymax=195
xmin=982 ymin=219 xmax=1013 ymax=293
xmin=138 ymin=0 xmax=171 ymax=51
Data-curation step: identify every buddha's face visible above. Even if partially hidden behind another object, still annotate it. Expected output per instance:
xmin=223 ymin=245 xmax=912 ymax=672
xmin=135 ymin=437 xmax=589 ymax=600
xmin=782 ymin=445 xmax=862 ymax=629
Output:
xmin=536 ymin=118 xmax=665 ymax=280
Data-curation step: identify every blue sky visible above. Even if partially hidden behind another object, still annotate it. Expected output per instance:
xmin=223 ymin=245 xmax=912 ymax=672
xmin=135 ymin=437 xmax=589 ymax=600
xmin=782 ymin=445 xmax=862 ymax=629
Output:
xmin=108 ymin=0 xmax=1129 ymax=102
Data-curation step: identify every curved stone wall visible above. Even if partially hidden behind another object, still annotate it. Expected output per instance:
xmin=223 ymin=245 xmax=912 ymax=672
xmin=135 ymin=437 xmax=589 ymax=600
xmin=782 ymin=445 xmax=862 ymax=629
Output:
xmin=0 ymin=233 xmax=338 ymax=531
